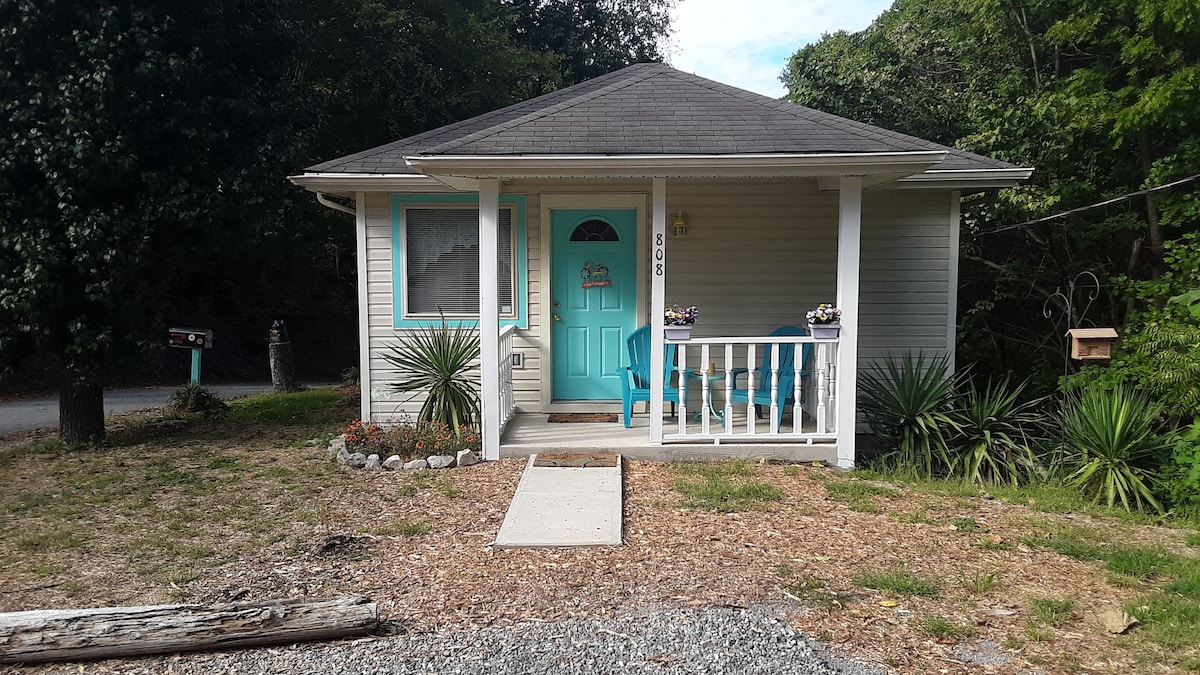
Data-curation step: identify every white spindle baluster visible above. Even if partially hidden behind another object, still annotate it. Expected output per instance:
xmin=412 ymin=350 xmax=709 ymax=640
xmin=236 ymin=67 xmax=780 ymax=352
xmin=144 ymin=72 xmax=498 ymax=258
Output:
xmin=768 ymin=343 xmax=780 ymax=434
xmin=723 ymin=342 xmax=734 ymax=431
xmin=745 ymin=344 xmax=756 ymax=435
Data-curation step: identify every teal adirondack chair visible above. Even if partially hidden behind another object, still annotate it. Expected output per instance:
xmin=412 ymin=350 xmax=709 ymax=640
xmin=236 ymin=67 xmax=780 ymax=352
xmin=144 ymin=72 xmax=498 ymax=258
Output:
xmin=619 ymin=325 xmax=691 ymax=428
xmin=729 ymin=326 xmax=811 ymax=430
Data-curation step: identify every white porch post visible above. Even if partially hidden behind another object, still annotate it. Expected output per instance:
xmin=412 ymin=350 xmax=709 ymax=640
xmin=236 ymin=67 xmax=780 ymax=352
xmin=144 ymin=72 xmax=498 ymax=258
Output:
xmin=354 ymin=191 xmax=371 ymax=424
xmin=649 ymin=178 xmax=667 ymax=444
xmin=479 ymin=179 xmax=502 ymax=461
xmin=836 ymin=176 xmax=862 ymax=468
xmin=947 ymin=190 xmax=961 ymax=373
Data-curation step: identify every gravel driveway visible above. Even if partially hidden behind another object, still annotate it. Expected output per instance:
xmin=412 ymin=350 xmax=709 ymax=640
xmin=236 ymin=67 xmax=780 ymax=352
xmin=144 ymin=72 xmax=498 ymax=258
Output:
xmin=60 ymin=607 xmax=884 ymax=675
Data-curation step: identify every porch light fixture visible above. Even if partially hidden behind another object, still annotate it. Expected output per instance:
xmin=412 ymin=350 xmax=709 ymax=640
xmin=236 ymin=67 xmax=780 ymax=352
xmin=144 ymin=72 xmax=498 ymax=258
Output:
xmin=673 ymin=211 xmax=688 ymax=237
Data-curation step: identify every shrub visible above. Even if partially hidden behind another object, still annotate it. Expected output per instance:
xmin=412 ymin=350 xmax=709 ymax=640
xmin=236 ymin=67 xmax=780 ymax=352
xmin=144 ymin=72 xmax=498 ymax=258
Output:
xmin=165 ymin=383 xmax=228 ymax=419
xmin=860 ymin=353 xmax=964 ymax=478
xmin=1058 ymin=385 xmax=1173 ymax=513
xmin=382 ymin=420 xmax=480 ymax=459
xmin=342 ymin=419 xmax=383 ymax=454
xmin=1162 ymin=418 xmax=1200 ymax=516
xmin=381 ymin=316 xmax=480 ymax=433
xmin=952 ymin=376 xmax=1045 ymax=486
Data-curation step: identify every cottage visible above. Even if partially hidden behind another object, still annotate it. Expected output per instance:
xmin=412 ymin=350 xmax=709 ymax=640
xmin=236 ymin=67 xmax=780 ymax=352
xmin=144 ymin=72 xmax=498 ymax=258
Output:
xmin=290 ymin=63 xmax=1031 ymax=467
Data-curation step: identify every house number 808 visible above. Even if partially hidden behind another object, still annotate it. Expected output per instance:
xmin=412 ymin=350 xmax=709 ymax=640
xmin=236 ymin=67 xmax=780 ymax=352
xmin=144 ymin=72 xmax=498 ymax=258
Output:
xmin=654 ymin=233 xmax=664 ymax=276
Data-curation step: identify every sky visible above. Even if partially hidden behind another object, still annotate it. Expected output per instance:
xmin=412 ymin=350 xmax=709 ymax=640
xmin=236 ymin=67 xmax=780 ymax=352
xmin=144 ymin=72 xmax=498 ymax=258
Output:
xmin=666 ymin=0 xmax=894 ymax=98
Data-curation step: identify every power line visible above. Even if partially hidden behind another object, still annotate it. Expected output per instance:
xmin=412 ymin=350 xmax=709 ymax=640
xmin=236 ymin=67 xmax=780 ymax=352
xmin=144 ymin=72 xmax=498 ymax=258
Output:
xmin=969 ymin=172 xmax=1200 ymax=238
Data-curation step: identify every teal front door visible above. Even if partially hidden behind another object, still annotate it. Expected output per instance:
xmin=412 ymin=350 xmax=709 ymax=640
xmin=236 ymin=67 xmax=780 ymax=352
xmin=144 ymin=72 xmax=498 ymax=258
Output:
xmin=551 ymin=209 xmax=638 ymax=400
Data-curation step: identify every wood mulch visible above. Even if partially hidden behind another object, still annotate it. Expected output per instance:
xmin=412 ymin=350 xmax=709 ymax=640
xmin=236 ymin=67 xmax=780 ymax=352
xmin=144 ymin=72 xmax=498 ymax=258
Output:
xmin=2 ymin=450 xmax=1196 ymax=674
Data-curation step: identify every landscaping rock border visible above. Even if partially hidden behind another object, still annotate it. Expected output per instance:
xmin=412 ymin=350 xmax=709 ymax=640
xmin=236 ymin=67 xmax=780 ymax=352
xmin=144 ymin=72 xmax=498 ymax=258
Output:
xmin=327 ymin=434 xmax=478 ymax=471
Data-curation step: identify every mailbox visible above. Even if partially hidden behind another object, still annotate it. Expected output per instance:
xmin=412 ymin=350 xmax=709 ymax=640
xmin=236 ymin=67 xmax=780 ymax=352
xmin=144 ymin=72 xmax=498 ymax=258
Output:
xmin=1066 ymin=328 xmax=1117 ymax=361
xmin=168 ymin=327 xmax=214 ymax=349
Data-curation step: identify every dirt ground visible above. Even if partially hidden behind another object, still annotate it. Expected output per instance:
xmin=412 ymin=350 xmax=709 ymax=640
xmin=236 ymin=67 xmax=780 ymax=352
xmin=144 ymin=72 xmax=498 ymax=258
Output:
xmin=1 ymin=426 xmax=1197 ymax=674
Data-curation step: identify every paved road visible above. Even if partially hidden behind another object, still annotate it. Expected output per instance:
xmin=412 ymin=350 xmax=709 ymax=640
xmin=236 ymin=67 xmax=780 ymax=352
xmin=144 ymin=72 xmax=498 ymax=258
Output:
xmin=0 ymin=383 xmax=275 ymax=437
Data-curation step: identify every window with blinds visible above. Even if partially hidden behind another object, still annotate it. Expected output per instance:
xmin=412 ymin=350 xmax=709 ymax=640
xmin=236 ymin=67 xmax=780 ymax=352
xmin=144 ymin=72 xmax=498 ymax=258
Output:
xmin=404 ymin=207 xmax=514 ymax=316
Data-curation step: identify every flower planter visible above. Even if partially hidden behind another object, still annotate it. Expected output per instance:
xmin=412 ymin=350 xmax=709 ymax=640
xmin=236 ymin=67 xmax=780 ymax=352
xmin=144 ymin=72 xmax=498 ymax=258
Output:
xmin=808 ymin=323 xmax=841 ymax=339
xmin=664 ymin=325 xmax=693 ymax=341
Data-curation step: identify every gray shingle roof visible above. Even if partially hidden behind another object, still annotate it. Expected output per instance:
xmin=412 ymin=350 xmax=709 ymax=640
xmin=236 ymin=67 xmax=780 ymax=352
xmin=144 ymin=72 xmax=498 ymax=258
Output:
xmin=305 ymin=62 xmax=1015 ymax=175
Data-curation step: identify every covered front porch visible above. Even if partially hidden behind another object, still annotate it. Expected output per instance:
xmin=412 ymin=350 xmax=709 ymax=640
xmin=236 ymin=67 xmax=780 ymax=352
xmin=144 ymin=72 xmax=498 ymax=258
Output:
xmin=477 ymin=174 xmax=876 ymax=468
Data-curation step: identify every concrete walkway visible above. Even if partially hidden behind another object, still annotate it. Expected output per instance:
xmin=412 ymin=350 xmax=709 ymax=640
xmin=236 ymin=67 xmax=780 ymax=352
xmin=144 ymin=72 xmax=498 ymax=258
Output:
xmin=493 ymin=454 xmax=623 ymax=548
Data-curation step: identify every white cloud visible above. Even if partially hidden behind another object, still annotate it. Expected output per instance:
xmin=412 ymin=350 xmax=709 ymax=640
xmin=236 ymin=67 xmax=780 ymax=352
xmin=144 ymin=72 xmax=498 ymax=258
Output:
xmin=666 ymin=0 xmax=893 ymax=98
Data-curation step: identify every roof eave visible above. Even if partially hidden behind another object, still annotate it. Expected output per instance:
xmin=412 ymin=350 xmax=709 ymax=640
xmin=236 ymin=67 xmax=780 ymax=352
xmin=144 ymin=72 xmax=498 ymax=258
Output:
xmin=287 ymin=172 xmax=456 ymax=197
xmin=893 ymin=168 xmax=1035 ymax=190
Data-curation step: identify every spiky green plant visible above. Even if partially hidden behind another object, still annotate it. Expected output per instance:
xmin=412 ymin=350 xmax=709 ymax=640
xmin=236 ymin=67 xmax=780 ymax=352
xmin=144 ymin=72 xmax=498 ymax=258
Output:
xmin=1058 ymin=385 xmax=1171 ymax=513
xmin=952 ymin=376 xmax=1045 ymax=486
xmin=859 ymin=352 xmax=964 ymax=478
xmin=382 ymin=317 xmax=480 ymax=433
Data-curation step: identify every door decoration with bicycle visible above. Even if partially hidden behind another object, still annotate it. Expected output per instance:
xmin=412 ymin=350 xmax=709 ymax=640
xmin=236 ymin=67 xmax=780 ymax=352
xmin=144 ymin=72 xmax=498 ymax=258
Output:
xmin=580 ymin=262 xmax=611 ymax=288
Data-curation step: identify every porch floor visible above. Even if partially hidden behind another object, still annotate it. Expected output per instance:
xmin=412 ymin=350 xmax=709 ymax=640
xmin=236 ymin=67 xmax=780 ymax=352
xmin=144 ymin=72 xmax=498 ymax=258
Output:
xmin=500 ymin=409 xmax=838 ymax=463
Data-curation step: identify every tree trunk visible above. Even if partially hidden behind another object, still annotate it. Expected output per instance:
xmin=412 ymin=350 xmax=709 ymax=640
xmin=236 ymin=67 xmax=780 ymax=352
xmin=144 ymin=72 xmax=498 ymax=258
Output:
xmin=1139 ymin=129 xmax=1166 ymax=280
xmin=0 ymin=596 xmax=378 ymax=665
xmin=269 ymin=319 xmax=299 ymax=393
xmin=58 ymin=377 xmax=104 ymax=444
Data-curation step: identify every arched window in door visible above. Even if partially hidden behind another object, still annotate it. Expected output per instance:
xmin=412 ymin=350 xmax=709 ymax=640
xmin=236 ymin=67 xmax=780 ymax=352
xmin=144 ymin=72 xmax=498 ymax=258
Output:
xmin=569 ymin=219 xmax=620 ymax=242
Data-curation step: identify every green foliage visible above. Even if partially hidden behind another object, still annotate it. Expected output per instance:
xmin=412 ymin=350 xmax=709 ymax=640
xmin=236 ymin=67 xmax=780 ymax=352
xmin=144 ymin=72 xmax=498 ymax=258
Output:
xmin=0 ymin=0 xmax=303 ymax=440
xmin=1058 ymin=385 xmax=1172 ymax=513
xmin=382 ymin=318 xmax=481 ymax=432
xmin=784 ymin=0 xmax=1200 ymax=396
xmin=165 ymin=384 xmax=229 ymax=419
xmin=860 ymin=353 xmax=964 ymax=478
xmin=853 ymin=569 xmax=940 ymax=597
xmin=1164 ymin=420 xmax=1200 ymax=516
xmin=952 ymin=376 xmax=1045 ymax=486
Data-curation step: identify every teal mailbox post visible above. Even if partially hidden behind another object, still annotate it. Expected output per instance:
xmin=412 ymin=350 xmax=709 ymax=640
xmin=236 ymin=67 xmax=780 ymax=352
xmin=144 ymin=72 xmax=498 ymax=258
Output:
xmin=168 ymin=327 xmax=214 ymax=384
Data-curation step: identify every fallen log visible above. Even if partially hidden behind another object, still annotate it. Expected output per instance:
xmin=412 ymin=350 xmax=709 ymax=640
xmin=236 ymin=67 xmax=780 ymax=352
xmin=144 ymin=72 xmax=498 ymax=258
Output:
xmin=0 ymin=595 xmax=378 ymax=664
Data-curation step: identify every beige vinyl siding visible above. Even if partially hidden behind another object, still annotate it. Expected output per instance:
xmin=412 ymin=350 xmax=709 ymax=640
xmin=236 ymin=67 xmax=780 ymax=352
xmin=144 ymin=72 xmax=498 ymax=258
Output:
xmin=859 ymin=190 xmax=953 ymax=367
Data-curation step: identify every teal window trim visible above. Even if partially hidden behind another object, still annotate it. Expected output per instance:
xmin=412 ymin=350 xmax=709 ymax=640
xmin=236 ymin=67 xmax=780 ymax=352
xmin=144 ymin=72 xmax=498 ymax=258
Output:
xmin=391 ymin=193 xmax=527 ymax=329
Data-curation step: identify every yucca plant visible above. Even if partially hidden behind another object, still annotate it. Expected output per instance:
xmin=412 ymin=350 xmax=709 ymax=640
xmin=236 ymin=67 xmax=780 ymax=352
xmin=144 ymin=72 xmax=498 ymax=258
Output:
xmin=382 ymin=317 xmax=480 ymax=433
xmin=1058 ymin=385 xmax=1172 ymax=513
xmin=859 ymin=353 xmax=964 ymax=478
xmin=952 ymin=377 xmax=1045 ymax=486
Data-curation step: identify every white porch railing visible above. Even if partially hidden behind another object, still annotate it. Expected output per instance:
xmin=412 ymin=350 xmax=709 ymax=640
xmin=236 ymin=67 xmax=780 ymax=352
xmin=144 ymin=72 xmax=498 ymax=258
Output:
xmin=665 ymin=335 xmax=839 ymax=444
xmin=497 ymin=324 xmax=517 ymax=432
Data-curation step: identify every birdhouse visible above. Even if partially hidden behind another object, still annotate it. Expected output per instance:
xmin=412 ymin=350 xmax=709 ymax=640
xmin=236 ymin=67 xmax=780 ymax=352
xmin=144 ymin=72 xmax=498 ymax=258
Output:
xmin=1066 ymin=328 xmax=1118 ymax=361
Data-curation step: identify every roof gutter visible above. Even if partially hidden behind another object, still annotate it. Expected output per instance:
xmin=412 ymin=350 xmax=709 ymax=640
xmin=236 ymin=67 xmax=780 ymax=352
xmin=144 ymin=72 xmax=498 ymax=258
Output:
xmin=288 ymin=172 xmax=454 ymax=195
xmin=315 ymin=192 xmax=357 ymax=216
xmin=894 ymin=167 xmax=1035 ymax=190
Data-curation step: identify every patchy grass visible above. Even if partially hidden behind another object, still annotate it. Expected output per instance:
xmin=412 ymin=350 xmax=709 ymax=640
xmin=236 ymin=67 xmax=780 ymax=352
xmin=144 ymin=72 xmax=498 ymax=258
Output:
xmin=671 ymin=461 xmax=783 ymax=512
xmin=784 ymin=576 xmax=852 ymax=611
xmin=919 ymin=614 xmax=974 ymax=640
xmin=226 ymin=389 xmax=351 ymax=425
xmin=853 ymin=569 xmax=939 ymax=597
xmin=375 ymin=520 xmax=432 ymax=538
xmin=824 ymin=480 xmax=896 ymax=512
xmin=959 ymin=569 xmax=999 ymax=594
xmin=1030 ymin=598 xmax=1075 ymax=626
xmin=0 ymin=389 xmax=355 ymax=599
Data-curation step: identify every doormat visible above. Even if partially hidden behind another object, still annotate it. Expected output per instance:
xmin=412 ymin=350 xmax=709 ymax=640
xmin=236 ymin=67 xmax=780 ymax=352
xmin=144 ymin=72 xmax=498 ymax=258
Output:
xmin=546 ymin=413 xmax=618 ymax=423
xmin=533 ymin=452 xmax=619 ymax=467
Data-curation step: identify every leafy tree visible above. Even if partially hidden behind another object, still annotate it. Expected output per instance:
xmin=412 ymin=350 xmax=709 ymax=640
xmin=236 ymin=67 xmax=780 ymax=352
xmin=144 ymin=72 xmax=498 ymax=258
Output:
xmin=782 ymin=0 xmax=1200 ymax=390
xmin=507 ymin=0 xmax=672 ymax=92
xmin=0 ymin=0 xmax=298 ymax=442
